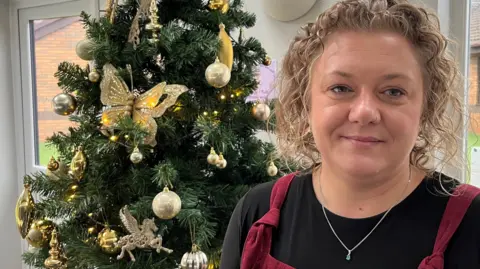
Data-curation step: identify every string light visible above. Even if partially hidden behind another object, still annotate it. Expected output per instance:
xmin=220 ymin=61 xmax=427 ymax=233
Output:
xmin=213 ymin=110 xmax=219 ymax=116
xmin=124 ymin=135 xmax=129 ymax=139
xmin=203 ymin=111 xmax=208 ymax=116
xmin=109 ymin=135 xmax=119 ymax=142
xmin=220 ymin=94 xmax=226 ymax=100
xmin=230 ymin=94 xmax=234 ymax=98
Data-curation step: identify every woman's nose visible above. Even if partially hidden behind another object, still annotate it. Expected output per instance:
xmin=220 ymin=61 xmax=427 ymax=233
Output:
xmin=348 ymin=90 xmax=381 ymax=125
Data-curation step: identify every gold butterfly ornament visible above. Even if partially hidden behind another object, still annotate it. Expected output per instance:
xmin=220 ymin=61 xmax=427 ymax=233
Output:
xmin=100 ymin=63 xmax=187 ymax=147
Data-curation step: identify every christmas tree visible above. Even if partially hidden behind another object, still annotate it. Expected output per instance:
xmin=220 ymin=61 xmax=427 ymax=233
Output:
xmin=15 ymin=0 xmax=292 ymax=268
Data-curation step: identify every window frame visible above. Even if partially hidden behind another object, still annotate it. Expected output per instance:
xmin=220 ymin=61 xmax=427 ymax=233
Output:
xmin=10 ymin=1 xmax=99 ymax=267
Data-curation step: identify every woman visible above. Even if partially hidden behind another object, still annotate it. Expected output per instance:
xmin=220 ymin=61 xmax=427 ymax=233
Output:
xmin=220 ymin=0 xmax=480 ymax=268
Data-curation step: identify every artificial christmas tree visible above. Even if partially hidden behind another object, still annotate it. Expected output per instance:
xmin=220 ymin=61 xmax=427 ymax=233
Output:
xmin=16 ymin=0 xmax=292 ymax=268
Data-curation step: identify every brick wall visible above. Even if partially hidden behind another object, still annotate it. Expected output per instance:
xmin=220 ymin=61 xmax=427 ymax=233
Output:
xmin=35 ymin=20 xmax=86 ymax=142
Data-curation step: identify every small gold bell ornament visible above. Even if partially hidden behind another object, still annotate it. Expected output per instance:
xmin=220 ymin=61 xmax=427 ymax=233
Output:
xmin=26 ymin=219 xmax=55 ymax=248
xmin=180 ymin=244 xmax=208 ymax=269
xmin=152 ymin=187 xmax=182 ymax=220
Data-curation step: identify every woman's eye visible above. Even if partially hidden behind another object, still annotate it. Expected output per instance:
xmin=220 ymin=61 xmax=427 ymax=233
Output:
xmin=384 ymin=88 xmax=405 ymax=97
xmin=330 ymin=86 xmax=352 ymax=94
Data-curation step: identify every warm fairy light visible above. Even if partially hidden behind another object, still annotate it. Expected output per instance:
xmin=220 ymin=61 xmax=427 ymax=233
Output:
xmin=67 ymin=194 xmax=76 ymax=202
xmin=220 ymin=94 xmax=226 ymax=100
xmin=70 ymin=185 xmax=79 ymax=191
xmin=88 ymin=227 xmax=96 ymax=234
xmin=234 ymin=108 xmax=238 ymax=112
xmin=203 ymin=111 xmax=208 ymax=116
xmin=230 ymin=94 xmax=234 ymax=98
xmin=124 ymin=135 xmax=129 ymax=139
xmin=173 ymin=101 xmax=182 ymax=112
xmin=88 ymin=213 xmax=93 ymax=217
xmin=213 ymin=110 xmax=219 ymax=115
xmin=110 ymin=135 xmax=119 ymax=142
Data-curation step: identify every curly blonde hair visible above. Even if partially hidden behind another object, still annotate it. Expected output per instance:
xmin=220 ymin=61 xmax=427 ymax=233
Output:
xmin=275 ymin=0 xmax=464 ymax=174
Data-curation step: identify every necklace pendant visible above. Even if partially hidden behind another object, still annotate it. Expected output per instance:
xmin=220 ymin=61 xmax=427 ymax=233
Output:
xmin=346 ymin=251 xmax=352 ymax=261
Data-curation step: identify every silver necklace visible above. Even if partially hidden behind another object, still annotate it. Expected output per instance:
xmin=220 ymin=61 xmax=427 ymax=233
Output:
xmin=319 ymin=167 xmax=411 ymax=261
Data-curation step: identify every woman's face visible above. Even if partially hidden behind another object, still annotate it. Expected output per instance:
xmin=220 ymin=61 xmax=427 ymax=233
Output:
xmin=309 ymin=31 xmax=424 ymax=177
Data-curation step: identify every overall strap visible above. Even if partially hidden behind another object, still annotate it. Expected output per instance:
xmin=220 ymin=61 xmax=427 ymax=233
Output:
xmin=419 ymin=184 xmax=480 ymax=269
xmin=240 ymin=173 xmax=297 ymax=269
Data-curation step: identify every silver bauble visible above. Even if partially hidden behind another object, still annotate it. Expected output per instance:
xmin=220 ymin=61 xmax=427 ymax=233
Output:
xmin=129 ymin=147 xmax=143 ymax=164
xmin=52 ymin=93 xmax=77 ymax=116
xmin=252 ymin=103 xmax=271 ymax=121
xmin=205 ymin=58 xmax=231 ymax=88
xmin=152 ymin=187 xmax=182 ymax=220
xmin=180 ymin=245 xmax=208 ymax=269
xmin=75 ymin=39 xmax=95 ymax=61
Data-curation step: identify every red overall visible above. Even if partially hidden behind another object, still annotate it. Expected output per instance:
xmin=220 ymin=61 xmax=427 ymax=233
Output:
xmin=240 ymin=173 xmax=480 ymax=269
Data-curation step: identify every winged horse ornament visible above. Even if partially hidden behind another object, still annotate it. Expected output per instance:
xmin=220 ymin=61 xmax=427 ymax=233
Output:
xmin=117 ymin=206 xmax=172 ymax=262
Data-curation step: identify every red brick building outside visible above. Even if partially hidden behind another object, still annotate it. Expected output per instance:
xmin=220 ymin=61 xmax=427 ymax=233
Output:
xmin=34 ymin=17 xmax=86 ymax=143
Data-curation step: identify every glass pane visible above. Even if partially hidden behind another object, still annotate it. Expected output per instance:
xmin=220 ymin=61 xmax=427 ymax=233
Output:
xmin=31 ymin=17 xmax=86 ymax=166
xmin=468 ymin=3 xmax=480 ymax=186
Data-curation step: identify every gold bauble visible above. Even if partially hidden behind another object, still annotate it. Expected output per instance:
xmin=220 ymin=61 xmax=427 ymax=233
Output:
xmin=52 ymin=93 xmax=77 ymax=116
xmin=263 ymin=56 xmax=272 ymax=66
xmin=97 ymin=227 xmax=120 ymax=254
xmin=46 ymin=156 xmax=68 ymax=181
xmin=216 ymin=154 xmax=227 ymax=169
xmin=26 ymin=219 xmax=55 ymax=248
xmin=252 ymin=103 xmax=271 ymax=121
xmin=75 ymin=39 xmax=94 ymax=61
xmin=152 ymin=187 xmax=182 ymax=220
xmin=180 ymin=245 xmax=208 ymax=269
xmin=205 ymin=58 xmax=231 ymax=88
xmin=15 ymin=184 xmax=35 ymax=239
xmin=267 ymin=161 xmax=278 ymax=177
xmin=207 ymin=148 xmax=219 ymax=165
xmin=129 ymin=147 xmax=143 ymax=164
xmin=88 ymin=70 xmax=101 ymax=83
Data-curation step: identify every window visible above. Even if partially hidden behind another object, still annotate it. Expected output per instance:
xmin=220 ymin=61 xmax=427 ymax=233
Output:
xmin=14 ymin=0 xmax=98 ymax=176
xmin=468 ymin=1 xmax=480 ymax=184
xmin=33 ymin=17 xmax=87 ymax=166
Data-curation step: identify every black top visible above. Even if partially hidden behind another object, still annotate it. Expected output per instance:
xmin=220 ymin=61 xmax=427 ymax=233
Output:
xmin=220 ymin=172 xmax=480 ymax=269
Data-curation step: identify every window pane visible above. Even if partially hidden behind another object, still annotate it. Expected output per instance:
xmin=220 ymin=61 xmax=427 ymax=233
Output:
xmin=468 ymin=2 xmax=480 ymax=185
xmin=32 ymin=17 xmax=86 ymax=166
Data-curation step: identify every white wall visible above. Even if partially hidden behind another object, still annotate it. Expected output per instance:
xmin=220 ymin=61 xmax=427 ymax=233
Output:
xmin=0 ymin=0 xmax=23 ymax=268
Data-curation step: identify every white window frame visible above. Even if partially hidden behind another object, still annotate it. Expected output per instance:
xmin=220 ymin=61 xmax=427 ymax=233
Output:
xmin=10 ymin=1 xmax=99 ymax=267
